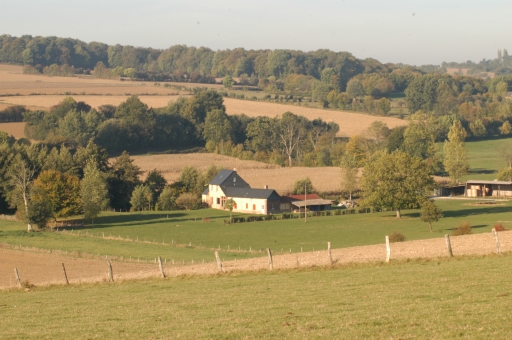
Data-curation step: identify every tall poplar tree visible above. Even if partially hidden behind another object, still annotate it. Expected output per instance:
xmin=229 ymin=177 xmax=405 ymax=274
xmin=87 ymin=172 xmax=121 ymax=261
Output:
xmin=80 ymin=159 xmax=109 ymax=225
xmin=443 ymin=120 xmax=469 ymax=184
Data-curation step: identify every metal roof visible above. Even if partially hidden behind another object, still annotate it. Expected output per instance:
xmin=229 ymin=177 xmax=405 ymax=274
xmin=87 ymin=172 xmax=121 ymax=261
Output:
xmin=466 ymin=180 xmax=512 ymax=185
xmin=291 ymin=199 xmax=333 ymax=207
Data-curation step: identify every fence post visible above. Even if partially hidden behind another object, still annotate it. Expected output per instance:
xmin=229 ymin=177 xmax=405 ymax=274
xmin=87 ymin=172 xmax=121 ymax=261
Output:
xmin=385 ymin=236 xmax=391 ymax=262
xmin=214 ymin=252 xmax=224 ymax=272
xmin=492 ymin=228 xmax=501 ymax=254
xmin=158 ymin=257 xmax=166 ymax=278
xmin=61 ymin=263 xmax=69 ymax=285
xmin=327 ymin=242 xmax=333 ymax=265
xmin=107 ymin=261 xmax=114 ymax=282
xmin=267 ymin=248 xmax=273 ymax=270
xmin=445 ymin=235 xmax=453 ymax=257
xmin=14 ymin=268 xmax=22 ymax=288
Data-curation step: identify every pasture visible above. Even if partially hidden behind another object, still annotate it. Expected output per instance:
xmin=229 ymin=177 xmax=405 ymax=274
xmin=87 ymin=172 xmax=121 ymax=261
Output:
xmin=1 ymin=199 xmax=510 ymax=267
xmin=2 ymin=254 xmax=512 ymax=338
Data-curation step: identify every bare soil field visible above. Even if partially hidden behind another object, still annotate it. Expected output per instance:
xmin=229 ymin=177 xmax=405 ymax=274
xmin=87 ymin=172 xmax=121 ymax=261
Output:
xmin=125 ymin=153 xmax=343 ymax=193
xmin=0 ymin=64 xmax=408 ymax=137
xmin=0 ymin=122 xmax=26 ymax=139
xmin=1 ymin=230 xmax=509 ymax=289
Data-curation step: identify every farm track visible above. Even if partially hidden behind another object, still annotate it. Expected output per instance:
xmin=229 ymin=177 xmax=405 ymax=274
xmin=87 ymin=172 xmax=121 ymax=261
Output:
xmin=1 ymin=230 xmax=509 ymax=289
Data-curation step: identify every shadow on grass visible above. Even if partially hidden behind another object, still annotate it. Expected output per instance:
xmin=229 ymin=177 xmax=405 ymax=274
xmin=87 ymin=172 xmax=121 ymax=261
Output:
xmin=468 ymin=169 xmax=496 ymax=175
xmin=446 ymin=224 xmax=487 ymax=231
xmin=442 ymin=206 xmax=512 ymax=218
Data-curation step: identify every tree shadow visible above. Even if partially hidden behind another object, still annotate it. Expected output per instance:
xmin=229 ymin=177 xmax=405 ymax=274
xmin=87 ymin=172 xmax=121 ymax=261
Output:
xmin=442 ymin=206 xmax=512 ymax=218
xmin=446 ymin=224 xmax=487 ymax=231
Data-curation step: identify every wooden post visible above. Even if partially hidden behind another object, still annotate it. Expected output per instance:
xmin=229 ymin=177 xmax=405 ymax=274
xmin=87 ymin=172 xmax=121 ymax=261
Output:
xmin=267 ymin=248 xmax=273 ymax=270
xmin=492 ymin=228 xmax=501 ymax=254
xmin=327 ymin=242 xmax=333 ymax=265
xmin=385 ymin=236 xmax=391 ymax=262
xmin=61 ymin=263 xmax=69 ymax=285
xmin=158 ymin=257 xmax=166 ymax=278
xmin=107 ymin=261 xmax=114 ymax=282
xmin=14 ymin=268 xmax=22 ymax=288
xmin=214 ymin=252 xmax=224 ymax=272
xmin=445 ymin=234 xmax=453 ymax=257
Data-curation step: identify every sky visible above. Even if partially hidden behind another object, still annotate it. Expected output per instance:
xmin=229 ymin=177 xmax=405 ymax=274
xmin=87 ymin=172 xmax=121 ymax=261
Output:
xmin=1 ymin=0 xmax=511 ymax=65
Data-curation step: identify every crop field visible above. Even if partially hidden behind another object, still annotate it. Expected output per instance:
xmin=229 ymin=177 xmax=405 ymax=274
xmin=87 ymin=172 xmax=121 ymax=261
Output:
xmin=2 ymin=253 xmax=512 ymax=338
xmin=0 ymin=122 xmax=26 ymax=139
xmin=127 ymin=153 xmax=344 ymax=193
xmin=0 ymin=64 xmax=407 ymax=137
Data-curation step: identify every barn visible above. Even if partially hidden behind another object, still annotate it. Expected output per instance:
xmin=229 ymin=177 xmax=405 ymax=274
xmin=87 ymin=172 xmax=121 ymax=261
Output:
xmin=465 ymin=180 xmax=512 ymax=197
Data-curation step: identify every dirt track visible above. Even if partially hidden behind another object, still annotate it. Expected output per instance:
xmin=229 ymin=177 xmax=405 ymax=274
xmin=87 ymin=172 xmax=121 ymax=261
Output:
xmin=2 ymin=231 xmax=510 ymax=289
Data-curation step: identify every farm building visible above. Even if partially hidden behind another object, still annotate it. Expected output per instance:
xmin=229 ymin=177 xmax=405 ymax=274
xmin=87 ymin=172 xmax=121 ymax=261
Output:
xmin=465 ymin=180 xmax=512 ymax=197
xmin=279 ymin=194 xmax=332 ymax=212
xmin=202 ymin=169 xmax=280 ymax=214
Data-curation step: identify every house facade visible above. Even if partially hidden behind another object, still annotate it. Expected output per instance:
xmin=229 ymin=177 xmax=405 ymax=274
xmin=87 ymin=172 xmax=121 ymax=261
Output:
xmin=202 ymin=170 xmax=280 ymax=214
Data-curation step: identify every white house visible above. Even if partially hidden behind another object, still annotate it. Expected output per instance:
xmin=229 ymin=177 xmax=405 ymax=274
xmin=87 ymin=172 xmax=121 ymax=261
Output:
xmin=202 ymin=169 xmax=281 ymax=214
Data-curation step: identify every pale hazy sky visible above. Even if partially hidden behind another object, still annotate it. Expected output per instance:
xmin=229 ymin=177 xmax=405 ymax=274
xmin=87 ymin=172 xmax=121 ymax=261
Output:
xmin=1 ymin=0 xmax=511 ymax=65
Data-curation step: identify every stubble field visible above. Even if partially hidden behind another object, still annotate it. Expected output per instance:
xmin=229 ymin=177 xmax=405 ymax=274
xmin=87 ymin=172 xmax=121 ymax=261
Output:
xmin=126 ymin=153 xmax=344 ymax=193
xmin=0 ymin=64 xmax=407 ymax=137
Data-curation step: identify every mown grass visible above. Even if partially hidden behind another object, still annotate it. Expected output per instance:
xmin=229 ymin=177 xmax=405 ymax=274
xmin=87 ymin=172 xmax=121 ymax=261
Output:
xmin=1 ymin=199 xmax=510 ymax=261
xmin=2 ymin=254 xmax=512 ymax=339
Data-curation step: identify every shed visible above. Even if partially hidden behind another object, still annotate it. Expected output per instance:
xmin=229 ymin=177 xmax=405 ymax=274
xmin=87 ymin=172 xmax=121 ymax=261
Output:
xmin=280 ymin=194 xmax=332 ymax=212
xmin=465 ymin=180 xmax=512 ymax=197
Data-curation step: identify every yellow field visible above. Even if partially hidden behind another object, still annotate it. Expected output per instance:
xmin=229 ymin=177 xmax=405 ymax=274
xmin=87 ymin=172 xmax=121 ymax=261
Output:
xmin=0 ymin=64 xmax=407 ymax=137
xmin=0 ymin=122 xmax=26 ymax=139
xmin=123 ymin=153 xmax=344 ymax=194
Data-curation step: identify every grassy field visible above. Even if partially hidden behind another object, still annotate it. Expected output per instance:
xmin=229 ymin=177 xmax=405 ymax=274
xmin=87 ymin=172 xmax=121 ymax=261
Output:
xmin=2 ymin=254 xmax=512 ymax=338
xmin=1 ymin=199 xmax=510 ymax=262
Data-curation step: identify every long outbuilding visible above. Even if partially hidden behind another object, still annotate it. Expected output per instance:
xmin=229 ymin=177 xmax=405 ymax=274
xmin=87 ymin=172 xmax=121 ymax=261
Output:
xmin=465 ymin=180 xmax=512 ymax=197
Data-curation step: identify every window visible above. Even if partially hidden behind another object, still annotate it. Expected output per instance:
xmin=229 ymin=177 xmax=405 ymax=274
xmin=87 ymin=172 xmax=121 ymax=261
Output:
xmin=253 ymin=204 xmax=256 ymax=210
xmin=261 ymin=205 xmax=264 ymax=210
xmin=246 ymin=203 xmax=248 ymax=209
xmin=217 ymin=198 xmax=220 ymax=205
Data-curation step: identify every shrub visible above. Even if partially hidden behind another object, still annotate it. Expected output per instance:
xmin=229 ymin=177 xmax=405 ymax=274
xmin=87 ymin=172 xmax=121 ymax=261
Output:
xmin=389 ymin=231 xmax=406 ymax=243
xmin=494 ymin=223 xmax=507 ymax=232
xmin=453 ymin=221 xmax=472 ymax=236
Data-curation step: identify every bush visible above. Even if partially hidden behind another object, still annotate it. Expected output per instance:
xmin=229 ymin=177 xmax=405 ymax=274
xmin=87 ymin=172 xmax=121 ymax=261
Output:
xmin=453 ymin=221 xmax=472 ymax=236
xmin=494 ymin=223 xmax=507 ymax=232
xmin=389 ymin=231 xmax=406 ymax=243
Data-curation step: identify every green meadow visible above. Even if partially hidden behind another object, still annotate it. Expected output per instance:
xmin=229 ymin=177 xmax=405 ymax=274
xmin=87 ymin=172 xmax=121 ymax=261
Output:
xmin=2 ymin=254 xmax=512 ymax=339
xmin=1 ymin=199 xmax=510 ymax=262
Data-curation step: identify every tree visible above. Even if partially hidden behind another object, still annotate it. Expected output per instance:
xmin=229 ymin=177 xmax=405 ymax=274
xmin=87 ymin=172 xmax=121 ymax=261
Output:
xmin=420 ymin=200 xmax=443 ymax=233
xmin=130 ymin=185 xmax=152 ymax=211
xmin=469 ymin=119 xmax=487 ymax=137
xmin=108 ymin=151 xmax=141 ymax=211
xmin=273 ymin=112 xmax=309 ymax=167
xmin=7 ymin=159 xmax=36 ymax=231
xmin=223 ymin=75 xmax=234 ymax=89
xmin=360 ymin=151 xmax=436 ymax=218
xmin=293 ymin=177 xmax=315 ymax=195
xmin=500 ymin=121 xmax=512 ymax=135
xmin=157 ymin=186 xmax=176 ymax=211
xmin=80 ymin=159 xmax=109 ymax=225
xmin=346 ymin=79 xmax=365 ymax=99
xmin=203 ymin=109 xmax=233 ymax=149
xmin=179 ymin=166 xmax=200 ymax=192
xmin=443 ymin=120 xmax=469 ymax=184
xmin=175 ymin=192 xmax=199 ymax=210
xmin=144 ymin=169 xmax=167 ymax=203
xmin=497 ymin=168 xmax=512 ymax=181
xmin=340 ymin=155 xmax=359 ymax=200
xmin=225 ymin=198 xmax=235 ymax=222
xmin=31 ymin=170 xmax=82 ymax=218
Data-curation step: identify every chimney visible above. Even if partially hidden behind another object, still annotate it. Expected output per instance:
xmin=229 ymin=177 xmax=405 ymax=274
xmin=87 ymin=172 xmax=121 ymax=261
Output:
xmin=264 ymin=185 xmax=268 ymax=189
xmin=233 ymin=168 xmax=237 ymax=172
